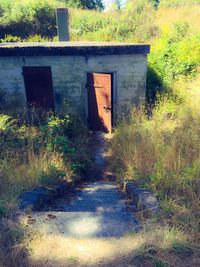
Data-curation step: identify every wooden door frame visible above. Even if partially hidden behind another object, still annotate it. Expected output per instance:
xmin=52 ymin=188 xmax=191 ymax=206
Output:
xmin=86 ymin=72 xmax=116 ymax=131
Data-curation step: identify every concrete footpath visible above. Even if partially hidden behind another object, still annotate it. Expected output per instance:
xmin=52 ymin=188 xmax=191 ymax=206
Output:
xmin=21 ymin=132 xmax=141 ymax=267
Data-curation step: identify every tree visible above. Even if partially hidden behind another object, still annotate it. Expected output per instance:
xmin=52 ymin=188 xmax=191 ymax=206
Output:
xmin=64 ymin=0 xmax=104 ymax=10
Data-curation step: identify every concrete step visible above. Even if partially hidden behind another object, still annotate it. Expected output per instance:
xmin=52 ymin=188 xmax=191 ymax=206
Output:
xmin=22 ymin=210 xmax=139 ymax=238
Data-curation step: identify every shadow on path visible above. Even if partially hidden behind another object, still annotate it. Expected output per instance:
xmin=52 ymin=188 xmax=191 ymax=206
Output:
xmin=21 ymin=132 xmax=141 ymax=266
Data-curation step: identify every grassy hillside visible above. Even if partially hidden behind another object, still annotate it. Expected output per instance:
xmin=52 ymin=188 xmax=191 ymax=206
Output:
xmin=0 ymin=0 xmax=158 ymax=42
xmin=109 ymin=2 xmax=200 ymax=265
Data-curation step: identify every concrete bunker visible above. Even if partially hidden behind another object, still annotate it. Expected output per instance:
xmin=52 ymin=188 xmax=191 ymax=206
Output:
xmin=0 ymin=42 xmax=150 ymax=132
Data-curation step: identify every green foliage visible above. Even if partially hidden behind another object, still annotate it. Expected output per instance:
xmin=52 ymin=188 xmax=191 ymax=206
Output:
xmin=60 ymin=0 xmax=104 ymax=10
xmin=119 ymin=0 xmax=159 ymax=42
xmin=0 ymin=114 xmax=16 ymax=131
xmin=149 ymin=23 xmax=200 ymax=86
xmin=0 ymin=0 xmax=58 ymax=39
xmin=146 ymin=66 xmax=163 ymax=103
xmin=0 ymin=0 xmax=158 ymax=42
xmin=0 ymin=34 xmax=21 ymax=42
xmin=0 ymin=0 xmax=104 ymax=39
xmin=155 ymin=259 xmax=169 ymax=267
xmin=0 ymin=112 xmax=90 ymax=215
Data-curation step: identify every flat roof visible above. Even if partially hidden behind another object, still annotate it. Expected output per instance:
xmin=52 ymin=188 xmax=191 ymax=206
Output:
xmin=0 ymin=42 xmax=150 ymax=57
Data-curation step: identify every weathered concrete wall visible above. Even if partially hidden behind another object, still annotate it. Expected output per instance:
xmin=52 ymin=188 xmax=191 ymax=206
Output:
xmin=0 ymin=54 xmax=148 ymax=121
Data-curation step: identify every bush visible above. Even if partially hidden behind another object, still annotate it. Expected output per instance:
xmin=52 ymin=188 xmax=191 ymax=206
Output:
xmin=0 ymin=0 xmax=60 ymax=39
xmin=0 ymin=0 xmax=159 ymax=42
xmin=0 ymin=112 xmax=92 ymax=266
xmin=0 ymin=113 xmax=90 ymax=214
xmin=149 ymin=23 xmax=200 ymax=87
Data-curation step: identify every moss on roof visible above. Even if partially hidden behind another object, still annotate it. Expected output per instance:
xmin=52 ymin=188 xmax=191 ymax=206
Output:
xmin=0 ymin=42 xmax=150 ymax=56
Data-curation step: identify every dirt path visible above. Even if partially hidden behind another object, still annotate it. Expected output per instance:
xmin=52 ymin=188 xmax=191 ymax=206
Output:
xmin=21 ymin=132 xmax=142 ymax=266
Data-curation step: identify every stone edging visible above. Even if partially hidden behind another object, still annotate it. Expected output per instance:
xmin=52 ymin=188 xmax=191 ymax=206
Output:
xmin=120 ymin=181 xmax=159 ymax=216
xmin=18 ymin=181 xmax=76 ymax=211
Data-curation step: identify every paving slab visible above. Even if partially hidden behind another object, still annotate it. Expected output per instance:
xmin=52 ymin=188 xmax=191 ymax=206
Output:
xmin=20 ymin=132 xmax=140 ymax=266
xmin=23 ymin=182 xmax=138 ymax=238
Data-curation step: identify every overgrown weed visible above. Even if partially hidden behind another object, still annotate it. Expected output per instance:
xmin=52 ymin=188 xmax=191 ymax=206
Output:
xmin=0 ymin=112 xmax=90 ymax=215
xmin=111 ymin=85 xmax=200 ymax=262
xmin=0 ymin=112 xmax=91 ymax=265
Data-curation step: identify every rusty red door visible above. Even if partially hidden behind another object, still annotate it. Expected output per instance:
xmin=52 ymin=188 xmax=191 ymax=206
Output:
xmin=87 ymin=73 xmax=112 ymax=133
xmin=23 ymin=66 xmax=55 ymax=110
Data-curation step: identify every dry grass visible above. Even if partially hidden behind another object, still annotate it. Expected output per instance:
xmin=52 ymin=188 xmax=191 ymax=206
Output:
xmin=28 ymin=235 xmax=143 ymax=266
xmin=0 ymin=149 xmax=72 ymax=211
xmin=110 ymin=85 xmax=200 ymax=265
xmin=0 ymin=217 xmax=28 ymax=267
xmin=21 ymin=220 xmax=199 ymax=267
xmin=0 ymin=114 xmax=90 ymax=266
xmin=0 ymin=113 xmax=89 ymax=213
xmin=156 ymin=6 xmax=200 ymax=33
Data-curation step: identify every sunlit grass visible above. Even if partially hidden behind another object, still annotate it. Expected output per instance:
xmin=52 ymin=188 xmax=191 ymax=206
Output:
xmin=0 ymin=150 xmax=72 ymax=210
xmin=110 ymin=85 xmax=200 ymax=254
xmin=156 ymin=6 xmax=200 ymax=33
xmin=23 ymin=220 xmax=197 ymax=266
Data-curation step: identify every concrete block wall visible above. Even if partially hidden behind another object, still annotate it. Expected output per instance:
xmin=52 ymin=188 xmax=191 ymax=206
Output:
xmin=0 ymin=54 xmax=148 ymax=122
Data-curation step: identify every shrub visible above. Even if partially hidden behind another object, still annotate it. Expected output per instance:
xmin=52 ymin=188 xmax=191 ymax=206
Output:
xmin=0 ymin=0 xmax=60 ymax=39
xmin=0 ymin=0 xmax=159 ymax=42
xmin=149 ymin=23 xmax=200 ymax=87
xmin=0 ymin=112 xmax=90 ymax=214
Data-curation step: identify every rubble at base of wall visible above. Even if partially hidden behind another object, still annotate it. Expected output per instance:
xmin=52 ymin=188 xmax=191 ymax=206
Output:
xmin=18 ymin=180 xmax=78 ymax=211
xmin=120 ymin=180 xmax=159 ymax=217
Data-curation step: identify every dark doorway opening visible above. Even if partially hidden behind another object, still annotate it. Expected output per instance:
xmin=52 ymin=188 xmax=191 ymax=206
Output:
xmin=87 ymin=73 xmax=113 ymax=133
xmin=22 ymin=66 xmax=55 ymax=110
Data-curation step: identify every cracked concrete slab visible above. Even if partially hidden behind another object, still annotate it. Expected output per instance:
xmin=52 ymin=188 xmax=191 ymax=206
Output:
xmin=22 ymin=181 xmax=139 ymax=238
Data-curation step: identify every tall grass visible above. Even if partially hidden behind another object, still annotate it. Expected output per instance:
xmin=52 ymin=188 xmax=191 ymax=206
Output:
xmin=0 ymin=0 xmax=158 ymax=42
xmin=160 ymin=0 xmax=200 ymax=8
xmin=111 ymin=84 xmax=200 ymax=244
xmin=0 ymin=113 xmax=90 ymax=215
xmin=0 ymin=112 xmax=91 ymax=266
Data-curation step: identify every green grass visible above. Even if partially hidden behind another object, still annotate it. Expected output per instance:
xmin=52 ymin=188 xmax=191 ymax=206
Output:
xmin=0 ymin=0 xmax=158 ymax=42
